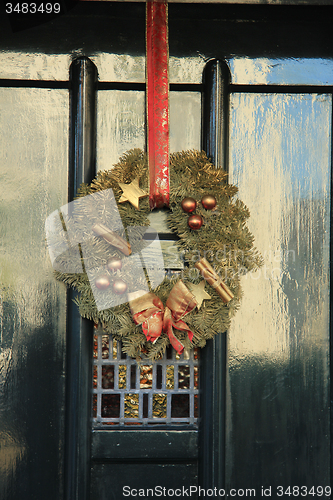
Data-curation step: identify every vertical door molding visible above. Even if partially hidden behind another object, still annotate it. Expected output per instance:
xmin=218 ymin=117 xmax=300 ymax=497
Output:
xmin=65 ymin=57 xmax=98 ymax=500
xmin=199 ymin=59 xmax=231 ymax=492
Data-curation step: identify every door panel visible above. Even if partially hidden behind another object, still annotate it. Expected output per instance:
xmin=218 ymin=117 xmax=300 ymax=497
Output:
xmin=90 ymin=84 xmax=203 ymax=497
xmin=229 ymin=58 xmax=333 ymax=86
xmin=91 ymin=463 xmax=198 ymax=500
xmin=0 ymin=87 xmax=68 ymax=498
xmin=228 ymin=92 xmax=331 ymax=489
xmin=96 ymin=90 xmax=201 ymax=170
xmin=96 ymin=90 xmax=145 ymax=168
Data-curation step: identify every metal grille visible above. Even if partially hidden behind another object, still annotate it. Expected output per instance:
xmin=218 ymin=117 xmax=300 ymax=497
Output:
xmin=92 ymin=328 xmax=199 ymax=427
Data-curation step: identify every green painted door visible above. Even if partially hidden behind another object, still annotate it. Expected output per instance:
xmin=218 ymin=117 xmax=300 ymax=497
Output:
xmin=0 ymin=4 xmax=331 ymax=500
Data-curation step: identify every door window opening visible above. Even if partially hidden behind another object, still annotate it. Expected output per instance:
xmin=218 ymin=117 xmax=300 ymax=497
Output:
xmin=93 ymin=328 xmax=199 ymax=427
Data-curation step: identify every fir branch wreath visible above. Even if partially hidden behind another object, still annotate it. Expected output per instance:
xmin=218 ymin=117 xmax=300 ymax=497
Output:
xmin=54 ymin=149 xmax=263 ymax=361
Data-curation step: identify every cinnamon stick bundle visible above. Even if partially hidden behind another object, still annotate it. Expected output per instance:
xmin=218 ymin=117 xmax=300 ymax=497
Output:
xmin=92 ymin=222 xmax=131 ymax=256
xmin=195 ymin=257 xmax=234 ymax=303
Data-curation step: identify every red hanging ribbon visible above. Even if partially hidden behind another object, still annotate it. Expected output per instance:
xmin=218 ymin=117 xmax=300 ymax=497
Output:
xmin=146 ymin=0 xmax=170 ymax=209
xmin=129 ymin=281 xmax=197 ymax=354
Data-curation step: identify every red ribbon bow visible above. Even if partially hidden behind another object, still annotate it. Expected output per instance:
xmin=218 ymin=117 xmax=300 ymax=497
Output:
xmin=129 ymin=281 xmax=197 ymax=354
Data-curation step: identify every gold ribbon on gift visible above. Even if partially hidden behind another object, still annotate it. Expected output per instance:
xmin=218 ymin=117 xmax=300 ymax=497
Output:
xmin=195 ymin=257 xmax=234 ymax=304
xmin=129 ymin=280 xmax=197 ymax=354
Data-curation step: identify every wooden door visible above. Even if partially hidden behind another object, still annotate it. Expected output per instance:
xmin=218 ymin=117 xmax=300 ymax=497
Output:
xmin=0 ymin=4 xmax=331 ymax=500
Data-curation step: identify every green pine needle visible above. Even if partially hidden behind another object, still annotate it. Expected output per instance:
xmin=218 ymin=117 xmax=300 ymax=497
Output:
xmin=55 ymin=149 xmax=263 ymax=361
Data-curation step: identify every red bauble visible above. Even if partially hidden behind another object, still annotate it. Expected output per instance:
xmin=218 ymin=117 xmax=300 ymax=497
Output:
xmin=201 ymin=194 xmax=217 ymax=210
xmin=112 ymin=279 xmax=127 ymax=295
xmin=181 ymin=197 xmax=197 ymax=213
xmin=95 ymin=275 xmax=110 ymax=290
xmin=107 ymin=257 xmax=122 ymax=272
xmin=188 ymin=214 xmax=203 ymax=230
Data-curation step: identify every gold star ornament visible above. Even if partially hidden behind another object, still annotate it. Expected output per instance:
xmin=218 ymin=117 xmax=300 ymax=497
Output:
xmin=118 ymin=177 xmax=148 ymax=210
xmin=189 ymin=281 xmax=211 ymax=309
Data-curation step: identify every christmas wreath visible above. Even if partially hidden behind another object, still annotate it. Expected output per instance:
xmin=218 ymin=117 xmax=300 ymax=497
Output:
xmin=51 ymin=149 xmax=262 ymax=361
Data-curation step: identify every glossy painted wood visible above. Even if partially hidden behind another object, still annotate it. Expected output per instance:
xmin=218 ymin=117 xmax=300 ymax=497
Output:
xmin=65 ymin=57 xmax=97 ymax=500
xmin=199 ymin=60 xmax=230 ymax=493
xmin=202 ymin=59 xmax=230 ymax=169
xmin=0 ymin=87 xmax=69 ymax=499
xmin=0 ymin=5 xmax=332 ymax=499
xmin=89 ymin=56 xmax=203 ymax=499
xmin=227 ymin=92 xmax=331 ymax=490
xmin=90 ymin=463 xmax=198 ymax=500
xmin=92 ymin=430 xmax=198 ymax=460
xmin=2 ymin=5 xmax=333 ymax=83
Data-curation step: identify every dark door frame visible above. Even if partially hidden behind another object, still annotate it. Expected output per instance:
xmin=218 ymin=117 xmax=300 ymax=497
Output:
xmin=64 ymin=56 xmax=231 ymax=500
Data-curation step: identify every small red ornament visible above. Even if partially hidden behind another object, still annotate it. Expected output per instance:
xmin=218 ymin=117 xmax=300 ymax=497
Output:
xmin=181 ymin=197 xmax=197 ymax=213
xmin=112 ymin=279 xmax=127 ymax=295
xmin=201 ymin=194 xmax=217 ymax=210
xmin=188 ymin=214 xmax=203 ymax=230
xmin=95 ymin=275 xmax=110 ymax=290
xmin=107 ymin=257 xmax=122 ymax=272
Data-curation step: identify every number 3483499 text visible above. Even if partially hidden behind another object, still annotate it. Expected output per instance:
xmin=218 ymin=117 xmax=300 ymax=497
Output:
xmin=5 ymin=3 xmax=61 ymax=14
